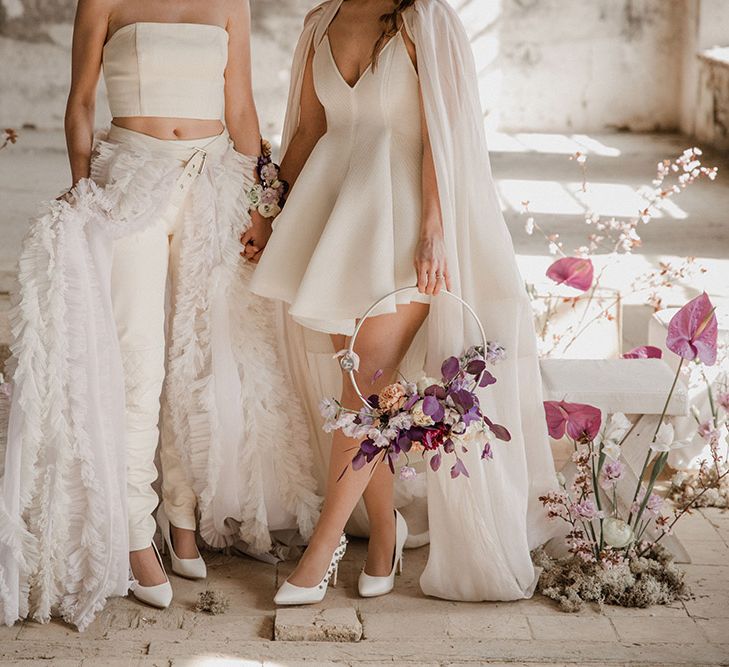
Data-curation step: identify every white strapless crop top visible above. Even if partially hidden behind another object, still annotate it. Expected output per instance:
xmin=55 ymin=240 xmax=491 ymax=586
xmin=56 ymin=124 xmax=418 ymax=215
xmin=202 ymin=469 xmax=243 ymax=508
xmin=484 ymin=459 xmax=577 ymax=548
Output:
xmin=103 ymin=22 xmax=228 ymax=119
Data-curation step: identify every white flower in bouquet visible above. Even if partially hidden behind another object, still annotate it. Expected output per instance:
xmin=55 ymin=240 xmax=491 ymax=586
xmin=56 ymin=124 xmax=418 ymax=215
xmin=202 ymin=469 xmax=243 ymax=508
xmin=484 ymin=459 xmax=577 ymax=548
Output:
xmin=388 ymin=412 xmax=413 ymax=431
xmin=247 ymin=184 xmax=263 ymax=208
xmin=319 ymin=397 xmax=339 ymax=420
xmin=603 ymin=517 xmax=635 ymax=548
xmin=367 ymin=427 xmax=391 ymax=449
xmin=411 ymin=400 xmax=434 ymax=427
xmin=258 ymin=202 xmax=281 ymax=218
xmin=443 ymin=407 xmax=461 ymax=426
xmin=416 ymin=376 xmax=441 ymax=394
xmin=650 ymin=422 xmax=675 ymax=452
xmin=399 ymin=465 xmax=417 ymax=481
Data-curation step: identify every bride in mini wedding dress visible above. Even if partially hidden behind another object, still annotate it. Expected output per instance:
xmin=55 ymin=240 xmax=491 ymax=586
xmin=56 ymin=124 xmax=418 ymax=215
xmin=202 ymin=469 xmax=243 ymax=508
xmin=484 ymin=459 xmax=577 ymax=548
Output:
xmin=0 ymin=0 xmax=319 ymax=630
xmin=251 ymin=0 xmax=558 ymax=603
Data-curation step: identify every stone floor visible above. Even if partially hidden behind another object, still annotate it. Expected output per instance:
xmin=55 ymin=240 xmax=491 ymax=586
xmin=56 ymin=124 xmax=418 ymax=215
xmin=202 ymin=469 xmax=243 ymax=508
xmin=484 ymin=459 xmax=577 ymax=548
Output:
xmin=0 ymin=506 xmax=727 ymax=666
xmin=1 ymin=131 xmax=729 ymax=665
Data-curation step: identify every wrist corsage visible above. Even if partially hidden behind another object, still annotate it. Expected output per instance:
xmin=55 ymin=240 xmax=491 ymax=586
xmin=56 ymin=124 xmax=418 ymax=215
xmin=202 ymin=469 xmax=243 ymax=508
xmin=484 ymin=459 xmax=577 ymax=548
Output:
xmin=246 ymin=139 xmax=289 ymax=219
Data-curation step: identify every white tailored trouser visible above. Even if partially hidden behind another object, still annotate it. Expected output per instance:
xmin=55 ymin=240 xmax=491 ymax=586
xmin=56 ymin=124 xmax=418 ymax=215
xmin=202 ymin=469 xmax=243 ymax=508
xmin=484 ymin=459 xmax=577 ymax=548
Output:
xmin=108 ymin=124 xmax=228 ymax=551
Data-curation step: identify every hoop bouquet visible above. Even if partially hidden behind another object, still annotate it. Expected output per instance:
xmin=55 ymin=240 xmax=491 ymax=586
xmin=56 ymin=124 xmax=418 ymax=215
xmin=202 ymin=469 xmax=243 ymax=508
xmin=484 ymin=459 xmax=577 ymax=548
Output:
xmin=319 ymin=288 xmax=512 ymax=480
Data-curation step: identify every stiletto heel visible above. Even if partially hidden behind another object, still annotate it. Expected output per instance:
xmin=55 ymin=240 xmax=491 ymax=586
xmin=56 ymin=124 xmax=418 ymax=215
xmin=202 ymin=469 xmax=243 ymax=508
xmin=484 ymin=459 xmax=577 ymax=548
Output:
xmin=358 ymin=510 xmax=408 ymax=598
xmin=130 ymin=542 xmax=173 ymax=609
xmin=274 ymin=534 xmax=348 ymax=605
xmin=156 ymin=505 xmax=207 ymax=580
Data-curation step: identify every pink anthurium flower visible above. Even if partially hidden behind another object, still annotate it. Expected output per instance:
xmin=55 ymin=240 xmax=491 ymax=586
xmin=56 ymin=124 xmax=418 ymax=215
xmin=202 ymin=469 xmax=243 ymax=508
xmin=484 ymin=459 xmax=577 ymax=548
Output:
xmin=544 ymin=400 xmax=602 ymax=441
xmin=666 ymin=293 xmax=718 ymax=365
xmin=546 ymin=257 xmax=594 ymax=292
xmin=622 ymin=345 xmax=663 ymax=359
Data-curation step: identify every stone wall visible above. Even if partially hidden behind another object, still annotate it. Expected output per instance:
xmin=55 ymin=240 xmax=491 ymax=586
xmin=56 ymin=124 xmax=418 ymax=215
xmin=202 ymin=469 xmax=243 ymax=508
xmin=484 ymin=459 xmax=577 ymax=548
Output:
xmin=1 ymin=0 xmax=728 ymax=134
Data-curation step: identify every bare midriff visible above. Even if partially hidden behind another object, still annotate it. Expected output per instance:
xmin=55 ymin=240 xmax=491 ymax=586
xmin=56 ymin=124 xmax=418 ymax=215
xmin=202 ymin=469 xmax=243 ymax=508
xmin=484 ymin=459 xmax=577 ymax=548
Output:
xmin=111 ymin=117 xmax=225 ymax=140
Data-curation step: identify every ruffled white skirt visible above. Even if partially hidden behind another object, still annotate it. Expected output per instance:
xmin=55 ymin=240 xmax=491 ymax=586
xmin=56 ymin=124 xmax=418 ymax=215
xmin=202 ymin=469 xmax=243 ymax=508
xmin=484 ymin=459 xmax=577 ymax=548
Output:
xmin=0 ymin=129 xmax=320 ymax=630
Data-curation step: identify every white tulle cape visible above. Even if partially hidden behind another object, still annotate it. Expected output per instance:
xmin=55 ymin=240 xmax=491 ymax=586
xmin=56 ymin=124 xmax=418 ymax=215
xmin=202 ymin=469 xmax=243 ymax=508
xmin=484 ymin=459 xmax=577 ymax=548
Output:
xmin=276 ymin=0 xmax=559 ymax=601
xmin=0 ymin=132 xmax=320 ymax=630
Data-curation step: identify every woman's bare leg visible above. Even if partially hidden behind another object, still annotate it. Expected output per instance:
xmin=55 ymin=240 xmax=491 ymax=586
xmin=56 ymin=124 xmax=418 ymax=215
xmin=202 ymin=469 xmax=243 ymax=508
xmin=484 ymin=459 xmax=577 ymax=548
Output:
xmin=287 ymin=302 xmax=429 ymax=587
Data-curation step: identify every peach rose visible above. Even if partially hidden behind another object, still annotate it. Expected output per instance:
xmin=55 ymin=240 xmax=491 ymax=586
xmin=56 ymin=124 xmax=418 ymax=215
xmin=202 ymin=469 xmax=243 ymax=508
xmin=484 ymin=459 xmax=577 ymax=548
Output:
xmin=378 ymin=383 xmax=407 ymax=413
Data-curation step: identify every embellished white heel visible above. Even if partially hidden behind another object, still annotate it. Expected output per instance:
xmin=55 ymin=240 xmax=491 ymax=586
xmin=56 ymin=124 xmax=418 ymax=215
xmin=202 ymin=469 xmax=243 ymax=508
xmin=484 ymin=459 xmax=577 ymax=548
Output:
xmin=157 ymin=505 xmax=207 ymax=580
xmin=358 ymin=510 xmax=408 ymax=598
xmin=130 ymin=541 xmax=173 ymax=609
xmin=274 ymin=534 xmax=348 ymax=606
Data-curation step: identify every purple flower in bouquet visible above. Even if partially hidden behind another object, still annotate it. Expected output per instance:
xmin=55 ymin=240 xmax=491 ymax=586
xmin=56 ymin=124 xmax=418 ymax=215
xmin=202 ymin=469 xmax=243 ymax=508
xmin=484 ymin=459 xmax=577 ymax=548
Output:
xmin=543 ymin=400 xmax=602 ymax=442
xmin=622 ymin=345 xmax=663 ymax=359
xmin=599 ymin=460 xmax=625 ymax=489
xmin=718 ymin=392 xmax=729 ymax=411
xmin=259 ymin=161 xmax=279 ymax=183
xmin=570 ymin=499 xmax=602 ymax=520
xmin=546 ymin=257 xmax=594 ymax=292
xmin=666 ymin=292 xmax=718 ymax=365
xmin=261 ymin=187 xmax=280 ymax=205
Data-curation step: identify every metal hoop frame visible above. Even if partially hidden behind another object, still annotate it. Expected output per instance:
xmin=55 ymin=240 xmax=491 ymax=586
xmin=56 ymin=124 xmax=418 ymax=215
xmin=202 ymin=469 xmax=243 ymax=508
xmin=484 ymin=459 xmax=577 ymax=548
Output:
xmin=341 ymin=286 xmax=488 ymax=407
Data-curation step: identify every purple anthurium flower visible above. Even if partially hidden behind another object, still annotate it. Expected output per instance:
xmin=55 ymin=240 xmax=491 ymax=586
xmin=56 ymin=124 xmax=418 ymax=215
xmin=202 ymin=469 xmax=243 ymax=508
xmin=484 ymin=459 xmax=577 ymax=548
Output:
xmin=423 ymin=394 xmax=445 ymax=422
xmin=543 ymin=400 xmax=602 ymax=441
xmin=443 ymin=438 xmax=455 ymax=454
xmin=441 ymin=356 xmax=460 ymax=382
xmin=479 ymin=371 xmax=497 ymax=388
xmin=546 ymin=257 xmax=594 ymax=292
xmin=622 ymin=345 xmax=663 ymax=359
xmin=666 ymin=292 xmax=718 ymax=365
xmin=430 ymin=451 xmax=442 ymax=471
xmin=367 ymin=394 xmax=380 ymax=409
xmin=450 ymin=458 xmax=470 ymax=479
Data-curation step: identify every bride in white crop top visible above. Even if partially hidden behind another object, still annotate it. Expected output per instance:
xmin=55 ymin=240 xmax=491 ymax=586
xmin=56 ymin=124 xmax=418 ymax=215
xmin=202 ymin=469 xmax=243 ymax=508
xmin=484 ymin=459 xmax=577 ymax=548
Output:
xmin=0 ymin=0 xmax=319 ymax=629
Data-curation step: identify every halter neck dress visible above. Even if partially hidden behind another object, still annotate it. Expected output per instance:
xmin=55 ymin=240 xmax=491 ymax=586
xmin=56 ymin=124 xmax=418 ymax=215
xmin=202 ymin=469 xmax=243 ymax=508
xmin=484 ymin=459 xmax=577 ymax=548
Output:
xmin=250 ymin=29 xmax=429 ymax=335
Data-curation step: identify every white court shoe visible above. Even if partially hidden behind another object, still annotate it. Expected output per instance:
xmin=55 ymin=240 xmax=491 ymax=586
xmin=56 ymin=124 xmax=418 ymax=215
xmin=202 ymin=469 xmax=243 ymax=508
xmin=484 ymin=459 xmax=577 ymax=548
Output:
xmin=130 ymin=541 xmax=173 ymax=609
xmin=274 ymin=534 xmax=348 ymax=605
xmin=358 ymin=510 xmax=408 ymax=598
xmin=157 ymin=505 xmax=207 ymax=580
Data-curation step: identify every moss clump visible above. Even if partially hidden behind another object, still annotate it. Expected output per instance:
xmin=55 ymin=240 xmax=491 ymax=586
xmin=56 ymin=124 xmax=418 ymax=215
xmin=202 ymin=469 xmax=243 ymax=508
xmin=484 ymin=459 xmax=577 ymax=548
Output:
xmin=670 ymin=467 xmax=729 ymax=509
xmin=194 ymin=590 xmax=230 ymax=615
xmin=533 ymin=545 xmax=690 ymax=613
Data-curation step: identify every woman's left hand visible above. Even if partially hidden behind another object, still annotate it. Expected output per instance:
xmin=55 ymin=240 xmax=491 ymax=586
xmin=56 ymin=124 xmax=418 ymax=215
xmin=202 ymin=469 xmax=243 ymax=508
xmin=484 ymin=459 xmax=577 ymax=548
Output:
xmin=414 ymin=231 xmax=451 ymax=295
xmin=240 ymin=210 xmax=272 ymax=263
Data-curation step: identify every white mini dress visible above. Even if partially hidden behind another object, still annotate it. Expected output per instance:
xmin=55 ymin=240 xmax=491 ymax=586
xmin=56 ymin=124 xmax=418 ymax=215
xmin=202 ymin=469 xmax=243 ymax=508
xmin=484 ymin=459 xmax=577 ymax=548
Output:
xmin=250 ymin=30 xmax=429 ymax=335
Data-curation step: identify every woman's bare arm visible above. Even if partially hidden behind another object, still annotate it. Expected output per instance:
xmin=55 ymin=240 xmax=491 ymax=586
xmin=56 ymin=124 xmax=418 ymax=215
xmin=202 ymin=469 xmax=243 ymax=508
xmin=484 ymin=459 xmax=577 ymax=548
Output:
xmin=224 ymin=0 xmax=262 ymax=155
xmin=278 ymin=43 xmax=327 ymax=190
xmin=64 ymin=0 xmax=111 ymax=187
xmin=402 ymin=29 xmax=450 ymax=296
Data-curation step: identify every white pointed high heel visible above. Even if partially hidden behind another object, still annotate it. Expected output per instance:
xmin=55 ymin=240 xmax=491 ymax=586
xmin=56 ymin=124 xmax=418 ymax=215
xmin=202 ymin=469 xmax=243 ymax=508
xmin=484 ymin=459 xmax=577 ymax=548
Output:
xmin=358 ymin=510 xmax=408 ymax=598
xmin=274 ymin=534 xmax=348 ymax=605
xmin=156 ymin=505 xmax=207 ymax=580
xmin=130 ymin=541 xmax=173 ymax=609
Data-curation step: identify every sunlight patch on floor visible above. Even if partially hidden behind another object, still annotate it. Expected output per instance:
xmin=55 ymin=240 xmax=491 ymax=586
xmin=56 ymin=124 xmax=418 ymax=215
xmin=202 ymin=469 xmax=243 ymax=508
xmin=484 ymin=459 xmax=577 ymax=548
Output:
xmin=486 ymin=131 xmax=622 ymax=156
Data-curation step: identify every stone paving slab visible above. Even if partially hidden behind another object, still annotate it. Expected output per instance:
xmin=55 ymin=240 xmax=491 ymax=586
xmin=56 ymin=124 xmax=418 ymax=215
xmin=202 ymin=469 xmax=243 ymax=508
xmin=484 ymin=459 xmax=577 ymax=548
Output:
xmin=274 ymin=608 xmax=362 ymax=642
